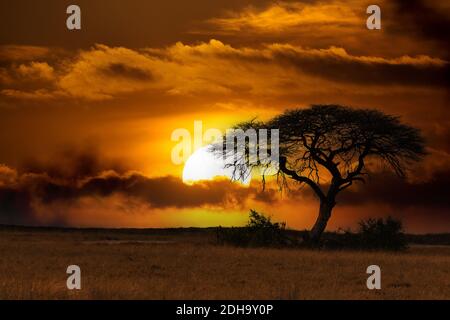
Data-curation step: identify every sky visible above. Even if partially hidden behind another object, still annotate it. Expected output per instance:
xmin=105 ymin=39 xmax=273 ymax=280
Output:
xmin=0 ymin=0 xmax=449 ymax=233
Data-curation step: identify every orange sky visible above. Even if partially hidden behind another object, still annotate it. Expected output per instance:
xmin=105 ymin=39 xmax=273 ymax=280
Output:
xmin=0 ymin=0 xmax=449 ymax=233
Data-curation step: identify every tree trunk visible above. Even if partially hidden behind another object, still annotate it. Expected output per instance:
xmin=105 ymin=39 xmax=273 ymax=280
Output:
xmin=309 ymin=200 xmax=334 ymax=243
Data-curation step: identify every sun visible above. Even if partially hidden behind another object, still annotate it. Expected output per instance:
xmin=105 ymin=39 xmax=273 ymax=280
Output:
xmin=182 ymin=146 xmax=251 ymax=185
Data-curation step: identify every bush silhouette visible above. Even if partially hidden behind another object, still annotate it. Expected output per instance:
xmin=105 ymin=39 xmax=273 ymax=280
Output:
xmin=216 ymin=210 xmax=293 ymax=247
xmin=324 ymin=216 xmax=407 ymax=251
xmin=217 ymin=212 xmax=407 ymax=250
xmin=357 ymin=216 xmax=407 ymax=250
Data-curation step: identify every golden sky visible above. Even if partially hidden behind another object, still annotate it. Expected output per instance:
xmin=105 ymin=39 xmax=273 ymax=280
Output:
xmin=0 ymin=0 xmax=449 ymax=233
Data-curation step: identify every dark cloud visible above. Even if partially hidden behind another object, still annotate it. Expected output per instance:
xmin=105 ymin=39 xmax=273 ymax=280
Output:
xmin=0 ymin=187 xmax=35 ymax=225
xmin=0 ymin=0 xmax=279 ymax=49
xmin=100 ymin=63 xmax=154 ymax=81
xmin=271 ymin=48 xmax=449 ymax=87
xmin=336 ymin=170 xmax=450 ymax=210
xmin=0 ymin=45 xmax=51 ymax=63
xmin=20 ymin=147 xmax=127 ymax=180
xmin=32 ymin=173 xmax=258 ymax=209
xmin=2 ymin=149 xmax=450 ymax=228
xmin=425 ymin=125 xmax=450 ymax=154
xmin=392 ymin=0 xmax=450 ymax=49
xmin=0 ymin=150 xmax=272 ymax=226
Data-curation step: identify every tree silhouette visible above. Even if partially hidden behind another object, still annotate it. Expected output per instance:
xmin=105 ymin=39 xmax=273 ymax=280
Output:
xmin=214 ymin=105 xmax=426 ymax=243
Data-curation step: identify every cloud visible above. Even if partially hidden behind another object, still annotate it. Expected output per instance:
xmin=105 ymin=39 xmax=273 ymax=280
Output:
xmin=0 ymin=45 xmax=51 ymax=62
xmin=0 ymin=59 xmax=60 ymax=100
xmin=15 ymin=62 xmax=55 ymax=81
xmin=392 ymin=0 xmax=450 ymax=49
xmin=2 ymin=147 xmax=450 ymax=229
xmin=268 ymin=44 xmax=448 ymax=86
xmin=0 ymin=41 xmax=447 ymax=102
xmin=100 ymin=62 xmax=154 ymax=81
xmin=192 ymin=0 xmax=450 ymax=61
xmin=0 ymin=149 xmax=274 ymax=226
xmin=0 ymin=88 xmax=60 ymax=100
xmin=1 ymin=62 xmax=55 ymax=86
xmin=20 ymin=146 xmax=127 ymax=180
xmin=57 ymin=44 xmax=162 ymax=100
xmin=0 ymin=165 xmax=17 ymax=187
xmin=203 ymin=1 xmax=360 ymax=33
xmin=336 ymin=169 xmax=450 ymax=211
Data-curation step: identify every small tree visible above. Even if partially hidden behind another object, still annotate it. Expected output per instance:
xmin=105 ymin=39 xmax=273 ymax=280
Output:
xmin=214 ymin=105 xmax=426 ymax=243
xmin=357 ymin=216 xmax=407 ymax=250
xmin=216 ymin=210 xmax=289 ymax=247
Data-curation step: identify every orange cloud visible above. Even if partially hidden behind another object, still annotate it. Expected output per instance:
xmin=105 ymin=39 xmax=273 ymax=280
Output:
xmin=0 ymin=45 xmax=51 ymax=62
xmin=204 ymin=1 xmax=360 ymax=33
xmin=1 ymin=41 xmax=446 ymax=102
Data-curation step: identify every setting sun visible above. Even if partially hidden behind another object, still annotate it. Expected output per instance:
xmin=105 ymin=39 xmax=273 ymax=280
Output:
xmin=182 ymin=146 xmax=251 ymax=185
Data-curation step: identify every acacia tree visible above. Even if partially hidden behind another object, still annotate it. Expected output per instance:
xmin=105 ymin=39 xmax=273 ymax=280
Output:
xmin=215 ymin=105 xmax=426 ymax=242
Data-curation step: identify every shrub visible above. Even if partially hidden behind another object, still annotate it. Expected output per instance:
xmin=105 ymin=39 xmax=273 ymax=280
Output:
xmin=216 ymin=210 xmax=293 ymax=247
xmin=323 ymin=216 xmax=407 ymax=250
xmin=357 ymin=216 xmax=407 ymax=250
xmin=217 ymin=212 xmax=407 ymax=251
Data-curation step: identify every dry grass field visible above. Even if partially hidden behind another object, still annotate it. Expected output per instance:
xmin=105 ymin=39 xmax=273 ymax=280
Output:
xmin=0 ymin=226 xmax=449 ymax=300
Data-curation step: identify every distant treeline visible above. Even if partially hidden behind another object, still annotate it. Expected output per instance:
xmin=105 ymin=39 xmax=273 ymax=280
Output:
xmin=405 ymin=233 xmax=450 ymax=246
xmin=0 ymin=221 xmax=449 ymax=247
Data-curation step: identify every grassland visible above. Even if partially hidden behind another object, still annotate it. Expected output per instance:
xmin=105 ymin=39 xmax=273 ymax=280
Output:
xmin=0 ymin=226 xmax=449 ymax=300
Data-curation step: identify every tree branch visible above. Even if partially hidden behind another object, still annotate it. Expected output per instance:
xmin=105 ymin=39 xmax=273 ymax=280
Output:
xmin=279 ymin=156 xmax=326 ymax=202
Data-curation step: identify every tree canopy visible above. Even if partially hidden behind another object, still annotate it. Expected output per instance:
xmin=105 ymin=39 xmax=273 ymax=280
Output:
xmin=215 ymin=104 xmax=427 ymax=242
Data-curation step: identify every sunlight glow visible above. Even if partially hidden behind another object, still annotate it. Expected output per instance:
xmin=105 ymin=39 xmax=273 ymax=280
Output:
xmin=182 ymin=146 xmax=251 ymax=185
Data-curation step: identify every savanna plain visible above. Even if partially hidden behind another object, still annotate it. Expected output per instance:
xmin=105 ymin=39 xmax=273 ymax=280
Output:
xmin=0 ymin=226 xmax=449 ymax=300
